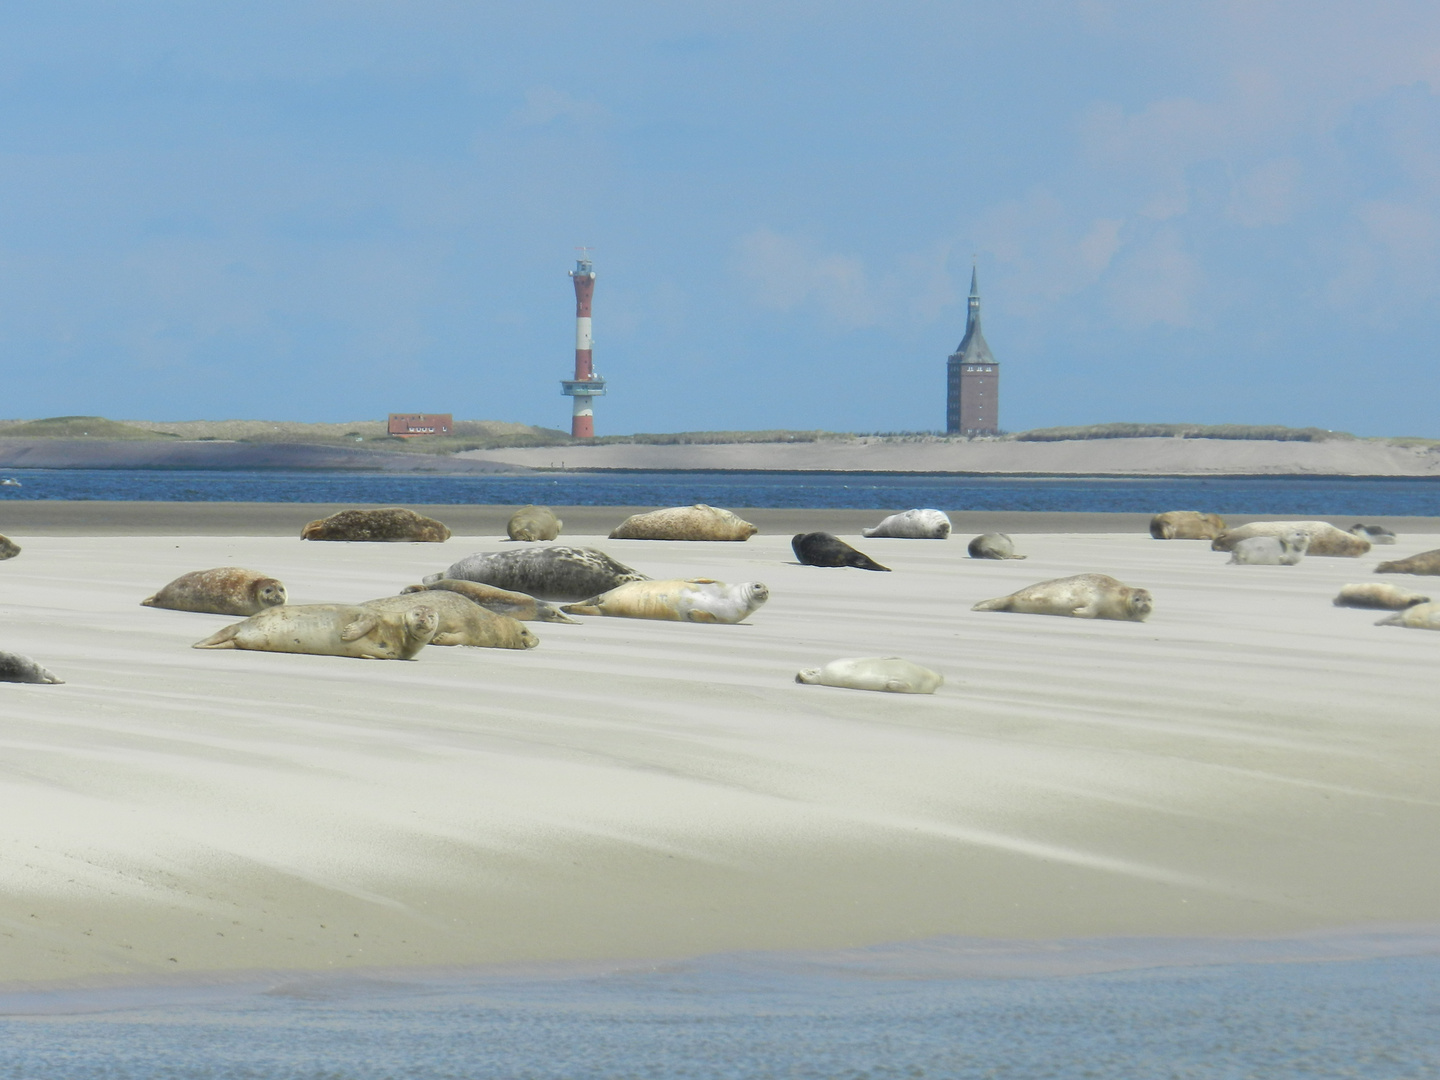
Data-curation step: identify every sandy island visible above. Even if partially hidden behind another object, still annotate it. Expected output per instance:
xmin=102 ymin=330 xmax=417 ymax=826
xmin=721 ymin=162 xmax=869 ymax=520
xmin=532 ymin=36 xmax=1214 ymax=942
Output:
xmin=2 ymin=507 xmax=1440 ymax=988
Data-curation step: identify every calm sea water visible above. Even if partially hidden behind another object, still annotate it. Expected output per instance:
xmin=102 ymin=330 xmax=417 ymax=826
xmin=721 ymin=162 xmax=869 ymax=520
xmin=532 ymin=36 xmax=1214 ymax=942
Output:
xmin=2 ymin=939 xmax=1438 ymax=1078
xmin=1 ymin=469 xmax=1439 ymax=514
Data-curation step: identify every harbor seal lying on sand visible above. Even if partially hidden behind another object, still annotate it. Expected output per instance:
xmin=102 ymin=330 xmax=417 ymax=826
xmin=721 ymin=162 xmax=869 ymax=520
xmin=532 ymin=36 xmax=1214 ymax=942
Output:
xmin=791 ymin=532 xmax=890 ymax=571
xmin=401 ymin=580 xmax=578 ymax=624
xmin=967 ymin=533 xmax=1026 ymax=560
xmin=1212 ymin=521 xmax=1369 ymax=557
xmin=0 ymin=651 xmax=63 ymax=684
xmin=1351 ymin=523 xmax=1397 ymax=545
xmin=563 ymin=579 xmax=769 ymax=623
xmin=796 ymin=657 xmax=943 ymax=694
xmin=301 ymin=507 xmax=451 ymax=543
xmin=194 ymin=603 xmax=439 ymax=660
xmin=0 ymin=534 xmax=19 ymax=560
xmin=1150 ymin=511 xmax=1226 ymax=540
xmin=609 ymin=504 xmax=758 ymax=541
xmin=862 ymin=509 xmax=951 ymax=539
xmin=972 ymin=573 xmax=1153 ymax=622
xmin=1227 ymin=532 xmax=1309 ymax=566
xmin=1375 ymin=601 xmax=1440 ymax=630
xmin=424 ymin=546 xmax=650 ymax=602
xmin=362 ymin=592 xmax=537 ymax=649
xmin=507 ymin=505 xmax=562 ymax=541
xmin=1333 ymin=583 xmax=1431 ymax=609
xmin=1375 ymin=549 xmax=1440 ymax=576
xmin=143 ymin=567 xmax=287 ymax=616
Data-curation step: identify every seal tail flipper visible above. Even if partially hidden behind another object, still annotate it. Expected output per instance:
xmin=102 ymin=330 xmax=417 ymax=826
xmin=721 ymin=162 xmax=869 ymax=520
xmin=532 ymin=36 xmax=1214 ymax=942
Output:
xmin=1006 ymin=553 xmax=1028 ymax=560
xmin=193 ymin=624 xmax=241 ymax=649
xmin=422 ymin=571 xmax=445 ymax=585
xmin=861 ymin=527 xmax=880 ymax=537
xmin=855 ymin=557 xmax=892 ymax=572
xmin=971 ymin=597 xmax=1007 ymax=612
xmin=536 ymin=603 xmax=581 ymax=624
xmin=141 ymin=595 xmax=159 ymax=606
xmin=1375 ymin=613 xmax=1403 ymax=626
xmin=561 ymin=601 xmax=602 ymax=616
xmin=400 ymin=584 xmax=426 ymax=594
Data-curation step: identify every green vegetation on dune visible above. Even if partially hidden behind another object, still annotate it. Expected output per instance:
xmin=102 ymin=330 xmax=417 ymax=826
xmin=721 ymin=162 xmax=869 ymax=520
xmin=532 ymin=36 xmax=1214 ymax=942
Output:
xmin=0 ymin=416 xmax=178 ymax=440
xmin=592 ymin=429 xmax=836 ymax=446
xmin=1014 ymin=422 xmax=1355 ymax=443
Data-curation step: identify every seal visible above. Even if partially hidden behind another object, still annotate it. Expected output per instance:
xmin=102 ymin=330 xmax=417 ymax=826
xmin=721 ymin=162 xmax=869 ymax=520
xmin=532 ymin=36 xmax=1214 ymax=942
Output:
xmin=1150 ymin=511 xmax=1226 ymax=540
xmin=967 ymin=533 xmax=1026 ymax=560
xmin=0 ymin=651 xmax=63 ymax=684
xmin=193 ymin=603 xmax=439 ymax=660
xmin=1227 ymin=532 xmax=1308 ymax=566
xmin=796 ymin=657 xmax=943 ymax=694
xmin=791 ymin=532 xmax=890 ymax=572
xmin=609 ymin=504 xmax=758 ymax=541
xmin=507 ymin=505 xmax=562 ymax=541
xmin=1333 ymin=583 xmax=1431 ymax=610
xmin=972 ymin=573 xmax=1153 ymax=622
xmin=1351 ymin=523 xmax=1398 ymax=545
xmin=1375 ymin=601 xmax=1440 ymax=631
xmin=362 ymin=592 xmax=538 ymax=649
xmin=424 ymin=546 xmax=650 ymax=602
xmin=301 ymin=507 xmax=451 ymax=543
xmin=562 ymin=579 xmax=769 ymax=624
xmin=401 ymin=580 xmax=579 ymax=624
xmin=142 ymin=567 xmax=287 ymax=617
xmin=1211 ymin=521 xmax=1369 ymax=557
xmin=0 ymin=534 xmax=19 ymax=560
xmin=862 ymin=509 xmax=951 ymax=539
xmin=1375 ymin=548 xmax=1440 ymax=576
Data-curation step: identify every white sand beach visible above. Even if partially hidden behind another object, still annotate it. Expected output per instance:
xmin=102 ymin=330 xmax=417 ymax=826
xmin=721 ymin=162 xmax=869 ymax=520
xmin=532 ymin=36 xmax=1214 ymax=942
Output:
xmin=3 ymin=513 xmax=1440 ymax=987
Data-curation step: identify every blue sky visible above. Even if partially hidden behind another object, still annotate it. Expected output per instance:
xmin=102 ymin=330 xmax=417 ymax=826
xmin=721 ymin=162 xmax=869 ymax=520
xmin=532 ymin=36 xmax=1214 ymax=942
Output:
xmin=1 ymin=2 xmax=1437 ymax=436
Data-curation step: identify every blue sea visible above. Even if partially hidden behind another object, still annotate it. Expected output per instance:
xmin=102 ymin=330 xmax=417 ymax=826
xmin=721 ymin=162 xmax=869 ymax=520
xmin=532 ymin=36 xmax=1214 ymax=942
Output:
xmin=1 ymin=468 xmax=1439 ymax=515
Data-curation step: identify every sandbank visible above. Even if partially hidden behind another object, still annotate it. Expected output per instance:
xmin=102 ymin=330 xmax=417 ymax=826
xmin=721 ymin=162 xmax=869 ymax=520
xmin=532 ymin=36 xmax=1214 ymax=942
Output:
xmin=2 ymin=513 xmax=1440 ymax=988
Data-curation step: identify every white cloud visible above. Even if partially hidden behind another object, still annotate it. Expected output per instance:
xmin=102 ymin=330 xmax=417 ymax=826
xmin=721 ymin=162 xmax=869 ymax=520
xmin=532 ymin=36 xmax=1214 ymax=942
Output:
xmin=732 ymin=228 xmax=879 ymax=329
xmin=973 ymin=189 xmax=1123 ymax=312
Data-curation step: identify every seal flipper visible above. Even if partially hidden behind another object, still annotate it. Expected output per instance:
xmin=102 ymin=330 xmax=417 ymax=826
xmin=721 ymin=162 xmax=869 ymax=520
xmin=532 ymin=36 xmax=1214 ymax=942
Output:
xmin=193 ymin=624 xmax=241 ymax=649
xmin=339 ymin=615 xmax=378 ymax=642
xmin=535 ymin=602 xmax=581 ymax=624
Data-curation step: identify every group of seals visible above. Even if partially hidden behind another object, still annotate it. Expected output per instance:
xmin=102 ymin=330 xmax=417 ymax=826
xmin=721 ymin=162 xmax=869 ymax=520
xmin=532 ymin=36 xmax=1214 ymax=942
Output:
xmin=609 ymin=504 xmax=757 ymax=542
xmin=791 ymin=532 xmax=890 ymax=572
xmin=426 ymin=546 xmax=649 ymax=601
xmin=862 ymin=509 xmax=951 ymax=540
xmin=143 ymin=567 xmax=287 ymax=616
xmin=361 ymin=593 xmax=538 ymax=649
xmin=0 ymin=533 xmax=19 ymax=560
xmin=401 ymin=579 xmax=578 ymax=624
xmin=563 ymin=579 xmax=769 ymax=624
xmin=0 ymin=650 xmax=63 ymax=684
xmin=796 ymin=657 xmax=943 ymax=694
xmin=1212 ymin=521 xmax=1370 ymax=558
xmin=302 ymin=507 xmax=451 ymax=543
xmin=194 ymin=603 xmax=441 ymax=660
xmin=972 ymin=574 xmax=1153 ymax=622
xmin=507 ymin=505 xmax=562 ymax=542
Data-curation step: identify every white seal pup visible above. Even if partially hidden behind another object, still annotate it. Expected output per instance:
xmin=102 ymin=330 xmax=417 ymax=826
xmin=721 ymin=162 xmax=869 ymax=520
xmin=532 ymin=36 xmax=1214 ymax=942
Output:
xmin=401 ymin=580 xmax=578 ymax=624
xmin=0 ymin=534 xmax=19 ymax=560
xmin=143 ymin=567 xmax=287 ymax=616
xmin=301 ymin=507 xmax=451 ymax=543
xmin=1375 ymin=602 xmax=1440 ymax=630
xmin=796 ymin=657 xmax=943 ymax=694
xmin=424 ymin=546 xmax=650 ymax=602
xmin=1226 ymin=532 xmax=1309 ymax=566
xmin=967 ymin=533 xmax=1026 ymax=560
xmin=562 ymin=579 xmax=769 ymax=624
xmin=1211 ymin=521 xmax=1369 ymax=557
xmin=193 ymin=603 xmax=439 ymax=660
xmin=862 ymin=509 xmax=951 ymax=539
xmin=0 ymin=651 xmax=63 ymax=684
xmin=1150 ymin=512 xmax=1226 ymax=540
xmin=1375 ymin=549 xmax=1440 ymax=576
xmin=972 ymin=573 xmax=1153 ymax=622
xmin=1350 ymin=524 xmax=1397 ymax=545
xmin=362 ymin=592 xmax=538 ymax=649
xmin=507 ymin=505 xmax=562 ymax=542
xmin=1333 ymin=583 xmax=1431 ymax=610
xmin=609 ymin=505 xmax=758 ymax=541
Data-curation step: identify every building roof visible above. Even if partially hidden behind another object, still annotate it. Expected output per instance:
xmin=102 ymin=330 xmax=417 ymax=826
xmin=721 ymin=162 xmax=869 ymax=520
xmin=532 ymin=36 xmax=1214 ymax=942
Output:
xmin=949 ymin=266 xmax=996 ymax=366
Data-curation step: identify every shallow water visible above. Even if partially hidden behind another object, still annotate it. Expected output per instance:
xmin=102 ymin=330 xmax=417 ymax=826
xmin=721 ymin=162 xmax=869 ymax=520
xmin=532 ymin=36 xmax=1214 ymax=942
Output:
xmin=1 ymin=469 xmax=1438 ymax=515
xmin=3 ymin=933 xmax=1439 ymax=1078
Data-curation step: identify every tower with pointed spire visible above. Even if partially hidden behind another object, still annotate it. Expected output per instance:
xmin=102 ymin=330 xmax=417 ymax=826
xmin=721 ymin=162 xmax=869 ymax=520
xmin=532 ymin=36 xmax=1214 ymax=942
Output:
xmin=946 ymin=267 xmax=999 ymax=435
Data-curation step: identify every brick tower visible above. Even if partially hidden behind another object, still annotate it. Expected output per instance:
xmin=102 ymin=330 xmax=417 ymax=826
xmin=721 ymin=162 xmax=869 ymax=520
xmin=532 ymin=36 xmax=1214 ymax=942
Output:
xmin=945 ymin=267 xmax=999 ymax=435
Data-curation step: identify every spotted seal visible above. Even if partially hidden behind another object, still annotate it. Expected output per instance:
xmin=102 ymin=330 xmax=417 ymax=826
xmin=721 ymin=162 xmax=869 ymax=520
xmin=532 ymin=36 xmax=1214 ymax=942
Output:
xmin=194 ymin=603 xmax=439 ymax=660
xmin=143 ymin=567 xmax=287 ymax=616
xmin=1375 ymin=548 xmax=1440 ymax=576
xmin=861 ymin=509 xmax=951 ymax=540
xmin=972 ymin=573 xmax=1153 ymax=622
xmin=609 ymin=504 xmax=758 ymax=541
xmin=1333 ymin=583 xmax=1431 ymax=609
xmin=967 ymin=533 xmax=1026 ymax=560
xmin=791 ymin=532 xmax=890 ymax=572
xmin=563 ymin=579 xmax=769 ymax=623
xmin=401 ymin=579 xmax=578 ymax=624
xmin=301 ymin=507 xmax=451 ymax=543
xmin=424 ymin=546 xmax=650 ymax=602
xmin=1211 ymin=521 xmax=1369 ymax=557
xmin=507 ymin=505 xmax=562 ymax=542
xmin=0 ymin=651 xmax=63 ymax=684
xmin=1149 ymin=511 xmax=1226 ymax=540
xmin=362 ymin=592 xmax=537 ymax=649
xmin=796 ymin=657 xmax=943 ymax=694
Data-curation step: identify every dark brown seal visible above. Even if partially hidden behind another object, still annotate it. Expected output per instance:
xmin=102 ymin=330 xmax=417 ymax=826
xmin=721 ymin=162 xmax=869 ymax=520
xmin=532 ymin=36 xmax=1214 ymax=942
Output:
xmin=791 ymin=532 xmax=890 ymax=572
xmin=1376 ymin=548 xmax=1440 ymax=576
xmin=507 ymin=505 xmax=562 ymax=541
xmin=301 ymin=507 xmax=451 ymax=543
xmin=0 ymin=534 xmax=19 ymax=560
xmin=143 ymin=567 xmax=287 ymax=616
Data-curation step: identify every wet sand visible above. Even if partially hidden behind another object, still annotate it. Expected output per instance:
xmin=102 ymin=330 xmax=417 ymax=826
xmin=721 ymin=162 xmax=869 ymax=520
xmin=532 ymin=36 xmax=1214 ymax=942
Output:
xmin=2 ymin=508 xmax=1440 ymax=988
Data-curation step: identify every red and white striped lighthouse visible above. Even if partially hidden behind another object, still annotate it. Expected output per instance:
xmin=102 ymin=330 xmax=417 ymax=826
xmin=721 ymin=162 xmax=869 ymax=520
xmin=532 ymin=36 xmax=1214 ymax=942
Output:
xmin=560 ymin=251 xmax=606 ymax=438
